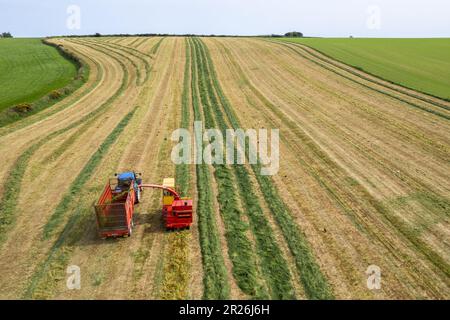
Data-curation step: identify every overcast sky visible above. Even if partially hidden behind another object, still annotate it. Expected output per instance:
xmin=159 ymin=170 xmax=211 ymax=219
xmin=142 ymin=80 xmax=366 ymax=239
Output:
xmin=1 ymin=0 xmax=449 ymax=38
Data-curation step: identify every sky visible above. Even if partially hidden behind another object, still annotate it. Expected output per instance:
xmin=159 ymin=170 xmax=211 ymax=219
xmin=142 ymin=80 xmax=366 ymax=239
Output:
xmin=1 ymin=0 xmax=449 ymax=38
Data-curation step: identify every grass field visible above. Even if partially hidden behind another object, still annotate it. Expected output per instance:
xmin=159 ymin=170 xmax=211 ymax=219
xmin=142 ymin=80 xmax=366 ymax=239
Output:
xmin=0 ymin=36 xmax=448 ymax=300
xmin=0 ymin=38 xmax=77 ymax=111
xmin=278 ymin=38 xmax=450 ymax=100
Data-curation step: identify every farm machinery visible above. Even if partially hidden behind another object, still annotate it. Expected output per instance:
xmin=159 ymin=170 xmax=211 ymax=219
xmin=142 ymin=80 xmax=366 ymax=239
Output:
xmin=94 ymin=171 xmax=193 ymax=239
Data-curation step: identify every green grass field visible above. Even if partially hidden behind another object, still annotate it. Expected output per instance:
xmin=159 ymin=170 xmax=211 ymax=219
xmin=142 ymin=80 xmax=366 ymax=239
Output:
xmin=0 ymin=38 xmax=77 ymax=111
xmin=278 ymin=38 xmax=450 ymax=100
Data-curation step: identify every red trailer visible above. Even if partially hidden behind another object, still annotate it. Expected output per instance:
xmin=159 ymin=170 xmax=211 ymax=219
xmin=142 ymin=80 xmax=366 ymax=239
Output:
xmin=94 ymin=179 xmax=136 ymax=238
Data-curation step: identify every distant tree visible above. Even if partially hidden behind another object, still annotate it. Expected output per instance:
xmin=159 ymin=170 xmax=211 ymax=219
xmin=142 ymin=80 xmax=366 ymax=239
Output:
xmin=94 ymin=32 xmax=101 ymax=37
xmin=1 ymin=32 xmax=13 ymax=38
xmin=284 ymin=31 xmax=303 ymax=38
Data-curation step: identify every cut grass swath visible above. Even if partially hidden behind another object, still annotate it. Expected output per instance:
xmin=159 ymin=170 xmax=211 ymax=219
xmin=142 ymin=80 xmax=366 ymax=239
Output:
xmin=198 ymin=38 xmax=334 ymax=299
xmin=150 ymin=37 xmax=165 ymax=55
xmin=43 ymin=37 xmax=157 ymax=164
xmin=99 ymin=38 xmax=153 ymax=59
xmin=189 ymin=38 xmax=263 ymax=297
xmin=188 ymin=38 xmax=230 ymax=300
xmin=86 ymin=39 xmax=152 ymax=85
xmin=175 ymin=38 xmax=192 ymax=198
xmin=191 ymin=38 xmax=269 ymax=298
xmin=193 ymin=37 xmax=295 ymax=299
xmin=73 ymin=39 xmax=142 ymax=86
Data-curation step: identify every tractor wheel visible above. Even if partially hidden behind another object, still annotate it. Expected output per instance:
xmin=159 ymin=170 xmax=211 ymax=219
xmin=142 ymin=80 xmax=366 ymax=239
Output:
xmin=128 ymin=226 xmax=133 ymax=237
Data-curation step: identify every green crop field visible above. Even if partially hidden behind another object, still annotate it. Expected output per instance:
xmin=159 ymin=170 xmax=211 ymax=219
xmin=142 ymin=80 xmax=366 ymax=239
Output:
xmin=0 ymin=38 xmax=77 ymax=111
xmin=278 ymin=38 xmax=450 ymax=100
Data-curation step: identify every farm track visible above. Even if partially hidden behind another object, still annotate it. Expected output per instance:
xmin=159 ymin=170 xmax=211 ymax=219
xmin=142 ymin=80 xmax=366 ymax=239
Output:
xmin=0 ymin=36 xmax=448 ymax=300
xmin=205 ymin=38 xmax=450 ymax=299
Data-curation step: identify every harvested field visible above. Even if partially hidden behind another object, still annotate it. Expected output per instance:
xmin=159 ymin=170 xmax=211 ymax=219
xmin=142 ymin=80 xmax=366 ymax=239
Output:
xmin=0 ymin=36 xmax=448 ymax=299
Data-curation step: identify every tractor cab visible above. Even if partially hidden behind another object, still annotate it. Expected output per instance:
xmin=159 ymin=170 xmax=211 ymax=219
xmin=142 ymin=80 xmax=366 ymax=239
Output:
xmin=114 ymin=171 xmax=142 ymax=203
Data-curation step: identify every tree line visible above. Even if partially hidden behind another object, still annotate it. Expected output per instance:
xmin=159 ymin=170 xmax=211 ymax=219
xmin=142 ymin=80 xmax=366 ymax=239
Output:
xmin=52 ymin=31 xmax=304 ymax=38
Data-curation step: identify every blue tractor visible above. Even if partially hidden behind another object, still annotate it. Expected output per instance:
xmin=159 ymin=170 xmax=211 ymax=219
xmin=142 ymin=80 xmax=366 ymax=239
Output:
xmin=114 ymin=171 xmax=143 ymax=204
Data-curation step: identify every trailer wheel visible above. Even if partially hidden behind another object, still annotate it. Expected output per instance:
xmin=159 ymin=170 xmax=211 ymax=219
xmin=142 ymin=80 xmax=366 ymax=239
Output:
xmin=135 ymin=188 xmax=141 ymax=204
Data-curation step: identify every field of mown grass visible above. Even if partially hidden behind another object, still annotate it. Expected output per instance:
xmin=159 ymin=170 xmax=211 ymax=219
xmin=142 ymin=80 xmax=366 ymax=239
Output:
xmin=278 ymin=38 xmax=450 ymax=100
xmin=0 ymin=36 xmax=449 ymax=300
xmin=0 ymin=38 xmax=78 ymax=111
